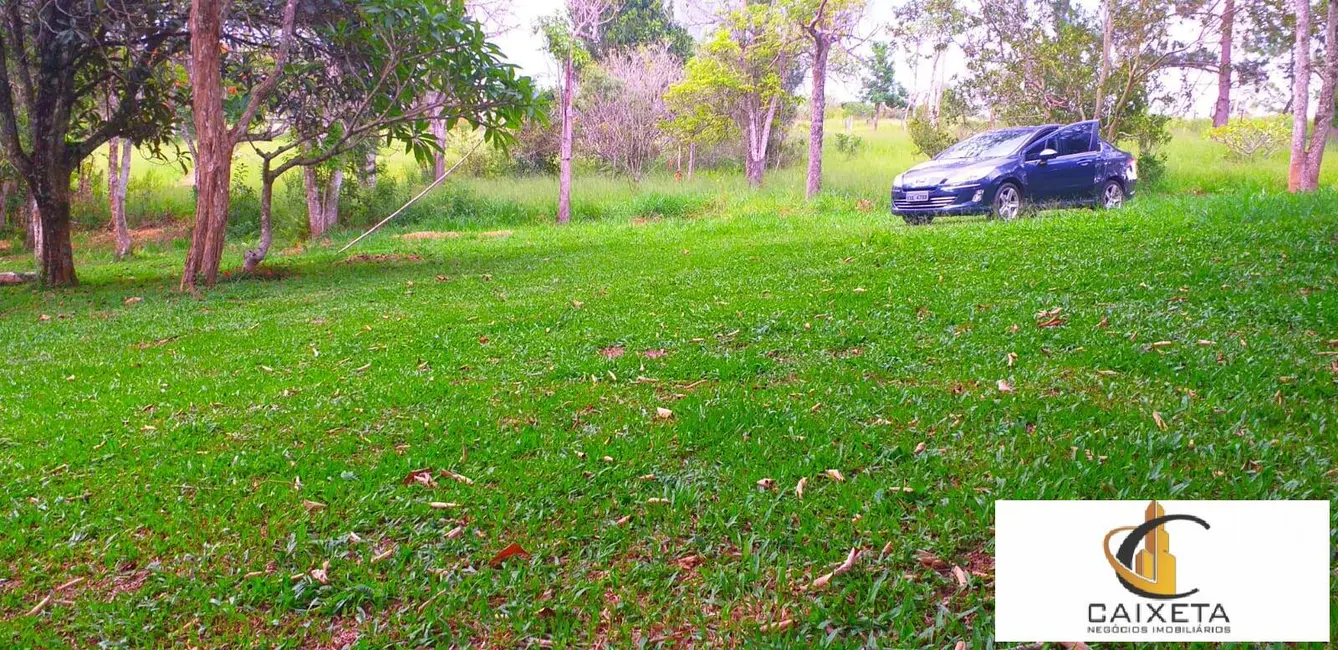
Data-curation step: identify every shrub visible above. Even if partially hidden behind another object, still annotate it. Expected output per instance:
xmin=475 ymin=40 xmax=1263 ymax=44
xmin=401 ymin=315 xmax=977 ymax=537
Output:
xmin=1207 ymin=116 xmax=1290 ymax=161
xmin=834 ymin=133 xmax=865 ymax=159
xmin=908 ymin=116 xmax=956 ymax=158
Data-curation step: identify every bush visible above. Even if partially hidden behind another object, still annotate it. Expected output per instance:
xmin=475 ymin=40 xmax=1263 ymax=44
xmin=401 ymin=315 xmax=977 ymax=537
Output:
xmin=1207 ymin=116 xmax=1290 ymax=161
xmin=908 ymin=116 xmax=956 ymax=158
xmin=834 ymin=133 xmax=865 ymax=159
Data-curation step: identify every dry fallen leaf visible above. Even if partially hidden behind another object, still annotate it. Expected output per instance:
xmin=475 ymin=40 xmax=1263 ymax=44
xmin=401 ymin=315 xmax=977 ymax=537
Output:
xmin=440 ymin=470 xmax=474 ymax=486
xmin=655 ymin=407 xmax=674 ymax=420
xmin=403 ymin=468 xmax=438 ymax=488
xmin=310 ymin=561 xmax=329 ymax=584
xmin=756 ymin=478 xmax=776 ymax=490
xmin=1005 ymin=352 xmax=1017 ymax=367
xmin=1153 ymin=411 xmax=1167 ymax=430
xmin=952 ymin=565 xmax=968 ymax=588
xmin=429 ymin=502 xmax=458 ymax=510
xmin=371 ymin=547 xmax=395 ymax=563
xmin=646 ymin=497 xmax=670 ymax=505
xmin=954 ymin=642 xmax=966 ymax=650
xmin=811 ymin=547 xmax=859 ymax=589
xmin=614 ymin=515 xmax=632 ymax=526
xmin=760 ymin=619 xmax=794 ymax=633
xmin=124 ymin=296 xmax=143 ymax=306
xmin=824 ymin=469 xmax=845 ymax=482
xmin=795 ymin=477 xmax=807 ymax=500
xmin=302 ymin=500 xmax=326 ymax=513
xmin=445 ymin=525 xmax=464 ymax=540
xmin=997 ymin=379 xmax=1014 ymax=393
xmin=915 ymin=550 xmax=947 ymax=570
xmin=914 ymin=441 xmax=927 ymax=455
xmin=489 ymin=542 xmax=531 ymax=567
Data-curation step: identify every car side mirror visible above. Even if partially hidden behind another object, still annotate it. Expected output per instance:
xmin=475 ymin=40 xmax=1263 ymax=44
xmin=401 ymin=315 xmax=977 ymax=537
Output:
xmin=1037 ymin=148 xmax=1059 ymax=163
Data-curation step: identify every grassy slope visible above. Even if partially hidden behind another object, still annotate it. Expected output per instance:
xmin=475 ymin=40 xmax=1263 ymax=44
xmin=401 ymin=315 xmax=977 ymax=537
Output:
xmin=2 ymin=180 xmax=1337 ymax=646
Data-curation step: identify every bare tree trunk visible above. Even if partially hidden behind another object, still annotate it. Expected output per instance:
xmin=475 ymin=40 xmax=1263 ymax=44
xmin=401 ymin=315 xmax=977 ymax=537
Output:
xmin=361 ymin=148 xmax=377 ymax=189
xmin=687 ymin=142 xmax=695 ymax=180
xmin=431 ymin=98 xmax=448 ymax=180
xmin=75 ymin=161 xmax=93 ymax=204
xmin=181 ymin=0 xmax=233 ymax=289
xmin=0 ymin=180 xmax=11 ymax=230
xmin=25 ymin=194 xmax=38 ymax=256
xmin=1288 ymin=0 xmax=1311 ymax=193
xmin=557 ymin=49 xmax=575 ymax=224
xmin=324 ymin=168 xmax=343 ymax=232
xmin=109 ymin=137 xmax=133 ymax=260
xmin=1094 ymin=0 xmax=1113 ymax=121
xmin=872 ymin=103 xmax=880 ymax=131
xmin=806 ymin=36 xmax=831 ymax=200
xmin=1303 ymin=0 xmax=1338 ymax=190
xmin=182 ymin=127 xmax=198 ymax=188
xmin=305 ymin=166 xmax=324 ymax=237
xmin=243 ymin=169 xmax=275 ymax=274
xmin=1213 ymin=0 xmax=1235 ymax=127
xmin=32 ymin=164 xmax=75 ymax=285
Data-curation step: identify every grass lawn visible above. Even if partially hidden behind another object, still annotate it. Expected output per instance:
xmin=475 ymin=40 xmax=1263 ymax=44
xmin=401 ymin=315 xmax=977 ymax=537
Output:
xmin=2 ymin=186 xmax=1337 ymax=646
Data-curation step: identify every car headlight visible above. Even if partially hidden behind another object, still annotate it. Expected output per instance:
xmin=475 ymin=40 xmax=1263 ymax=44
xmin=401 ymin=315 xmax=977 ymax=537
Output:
xmin=893 ymin=173 xmax=905 ymax=188
xmin=941 ymin=170 xmax=985 ymax=187
xmin=1128 ymin=160 xmax=1138 ymax=181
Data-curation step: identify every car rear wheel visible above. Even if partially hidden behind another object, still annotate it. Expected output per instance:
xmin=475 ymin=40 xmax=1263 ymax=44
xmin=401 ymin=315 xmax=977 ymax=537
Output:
xmin=991 ymin=183 xmax=1022 ymax=221
xmin=1099 ymin=180 xmax=1125 ymax=209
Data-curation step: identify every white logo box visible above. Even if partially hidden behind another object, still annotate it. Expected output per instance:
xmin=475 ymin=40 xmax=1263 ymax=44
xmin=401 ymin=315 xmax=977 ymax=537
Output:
xmin=995 ymin=500 xmax=1330 ymax=643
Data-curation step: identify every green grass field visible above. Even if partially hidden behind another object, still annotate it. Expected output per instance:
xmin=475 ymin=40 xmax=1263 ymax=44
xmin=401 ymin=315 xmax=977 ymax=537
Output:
xmin=1 ymin=123 xmax=1336 ymax=647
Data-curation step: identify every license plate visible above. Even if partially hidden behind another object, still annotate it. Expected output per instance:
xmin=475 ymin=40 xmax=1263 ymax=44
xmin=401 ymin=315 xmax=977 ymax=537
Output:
xmin=906 ymin=190 xmax=929 ymax=202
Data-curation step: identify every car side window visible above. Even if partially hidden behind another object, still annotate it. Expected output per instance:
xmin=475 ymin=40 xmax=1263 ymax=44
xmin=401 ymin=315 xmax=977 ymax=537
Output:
xmin=1055 ymin=124 xmax=1095 ymax=156
xmin=1025 ymin=137 xmax=1055 ymax=161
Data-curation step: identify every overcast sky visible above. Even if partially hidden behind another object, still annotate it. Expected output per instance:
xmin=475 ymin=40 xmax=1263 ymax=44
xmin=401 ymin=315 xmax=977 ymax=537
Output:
xmin=488 ymin=0 xmax=1228 ymax=119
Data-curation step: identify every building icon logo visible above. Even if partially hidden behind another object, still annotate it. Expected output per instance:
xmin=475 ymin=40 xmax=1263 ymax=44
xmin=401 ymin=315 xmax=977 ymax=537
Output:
xmin=1102 ymin=500 xmax=1211 ymax=599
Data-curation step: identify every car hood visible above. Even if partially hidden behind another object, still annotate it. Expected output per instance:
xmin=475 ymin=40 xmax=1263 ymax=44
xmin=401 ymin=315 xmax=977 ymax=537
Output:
xmin=901 ymin=157 xmax=1007 ymax=187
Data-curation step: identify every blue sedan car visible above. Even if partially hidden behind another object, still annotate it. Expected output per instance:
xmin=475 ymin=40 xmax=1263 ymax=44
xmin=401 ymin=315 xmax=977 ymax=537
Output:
xmin=891 ymin=120 xmax=1137 ymax=225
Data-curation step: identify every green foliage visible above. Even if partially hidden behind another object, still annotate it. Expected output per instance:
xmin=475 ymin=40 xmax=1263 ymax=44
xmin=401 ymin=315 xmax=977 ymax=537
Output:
xmin=587 ymin=0 xmax=694 ymax=61
xmin=1207 ymin=116 xmax=1291 ymax=161
xmin=907 ymin=115 xmax=957 ymax=158
xmin=861 ymin=41 xmax=908 ymax=111
xmin=833 ymin=133 xmax=865 ymax=158
xmin=841 ymin=102 xmax=874 ymax=119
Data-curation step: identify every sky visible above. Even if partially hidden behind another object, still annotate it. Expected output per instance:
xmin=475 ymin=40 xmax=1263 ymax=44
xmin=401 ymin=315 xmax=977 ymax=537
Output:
xmin=488 ymin=0 xmax=1229 ymax=119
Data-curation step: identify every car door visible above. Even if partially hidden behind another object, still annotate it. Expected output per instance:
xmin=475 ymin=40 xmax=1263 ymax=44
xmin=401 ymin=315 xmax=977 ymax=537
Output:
xmin=1021 ymin=134 xmax=1064 ymax=205
xmin=1048 ymin=120 xmax=1101 ymax=202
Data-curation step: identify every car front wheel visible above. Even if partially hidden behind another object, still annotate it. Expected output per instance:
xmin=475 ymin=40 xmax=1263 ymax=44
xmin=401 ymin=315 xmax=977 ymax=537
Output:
xmin=1099 ymin=180 xmax=1125 ymax=209
xmin=902 ymin=213 xmax=933 ymax=226
xmin=991 ymin=183 xmax=1022 ymax=221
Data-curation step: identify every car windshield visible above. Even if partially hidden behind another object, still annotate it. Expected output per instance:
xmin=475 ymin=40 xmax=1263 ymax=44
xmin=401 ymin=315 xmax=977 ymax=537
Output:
xmin=936 ymin=128 xmax=1037 ymax=160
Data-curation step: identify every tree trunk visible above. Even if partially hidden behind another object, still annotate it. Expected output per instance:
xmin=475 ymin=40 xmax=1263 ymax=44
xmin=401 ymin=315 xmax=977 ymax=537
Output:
xmin=1288 ymin=0 xmax=1311 ymax=193
xmin=872 ymin=103 xmax=880 ymax=131
xmin=109 ymin=137 xmax=133 ymax=260
xmin=324 ymin=168 xmax=343 ymax=232
xmin=1213 ymin=0 xmax=1235 ymax=127
xmin=557 ymin=50 xmax=575 ymax=224
xmin=181 ymin=0 xmax=232 ymax=289
xmin=687 ymin=142 xmax=696 ymax=180
xmin=24 ymin=194 xmax=37 ymax=255
xmin=305 ymin=166 xmax=324 ymax=237
xmin=745 ymin=154 xmax=764 ymax=188
xmin=1302 ymin=0 xmax=1338 ymax=190
xmin=1094 ymin=0 xmax=1113 ymax=121
xmin=243 ymin=170 xmax=274 ymax=274
xmin=806 ymin=36 xmax=831 ymax=200
xmin=75 ymin=161 xmax=93 ymax=204
xmin=32 ymin=163 xmax=76 ymax=286
xmin=361 ymin=148 xmax=377 ymax=189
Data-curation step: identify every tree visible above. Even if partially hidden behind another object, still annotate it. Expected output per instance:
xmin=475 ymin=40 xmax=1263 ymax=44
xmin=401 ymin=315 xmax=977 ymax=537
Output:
xmin=588 ymin=0 xmax=693 ymax=61
xmin=578 ymin=44 xmax=682 ymax=179
xmin=1213 ymin=0 xmax=1236 ymax=126
xmin=792 ymin=0 xmax=867 ymax=199
xmin=1289 ymin=0 xmax=1337 ymax=192
xmin=539 ymin=0 xmax=620 ymax=225
xmin=239 ymin=0 xmax=537 ymax=272
xmin=861 ymin=41 xmax=908 ymax=130
xmin=180 ymin=0 xmax=299 ymax=290
xmin=0 ymin=0 xmax=188 ymax=286
xmin=667 ymin=4 xmax=801 ymax=188
xmin=107 ymin=136 xmax=133 ymax=260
